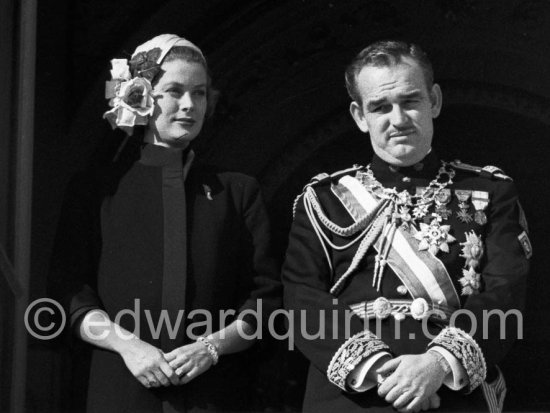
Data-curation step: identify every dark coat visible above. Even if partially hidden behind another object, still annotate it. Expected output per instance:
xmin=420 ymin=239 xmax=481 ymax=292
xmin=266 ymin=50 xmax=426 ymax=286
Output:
xmin=49 ymin=141 xmax=281 ymax=413
xmin=282 ymin=151 xmax=529 ymax=412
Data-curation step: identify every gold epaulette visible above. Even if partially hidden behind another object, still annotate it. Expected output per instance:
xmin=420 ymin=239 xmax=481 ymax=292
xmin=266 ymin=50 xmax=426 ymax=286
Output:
xmin=449 ymin=160 xmax=512 ymax=182
xmin=292 ymin=164 xmax=365 ymax=218
xmin=307 ymin=164 xmax=365 ymax=186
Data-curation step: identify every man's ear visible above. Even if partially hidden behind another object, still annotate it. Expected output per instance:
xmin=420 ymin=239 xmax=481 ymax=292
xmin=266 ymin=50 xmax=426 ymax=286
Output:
xmin=350 ymin=101 xmax=369 ymax=133
xmin=430 ymin=83 xmax=443 ymax=118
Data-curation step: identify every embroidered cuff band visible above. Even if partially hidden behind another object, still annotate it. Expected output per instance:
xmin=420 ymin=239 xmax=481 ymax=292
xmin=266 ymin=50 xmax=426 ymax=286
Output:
xmin=327 ymin=330 xmax=390 ymax=391
xmin=428 ymin=326 xmax=486 ymax=392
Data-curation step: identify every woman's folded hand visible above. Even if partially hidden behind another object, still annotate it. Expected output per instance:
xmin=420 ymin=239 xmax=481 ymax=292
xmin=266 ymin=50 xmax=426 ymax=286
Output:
xmin=164 ymin=341 xmax=214 ymax=385
xmin=119 ymin=338 xmax=179 ymax=388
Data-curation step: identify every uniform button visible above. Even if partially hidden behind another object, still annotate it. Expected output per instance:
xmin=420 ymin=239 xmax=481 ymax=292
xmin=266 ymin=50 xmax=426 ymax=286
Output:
xmin=397 ymin=285 xmax=408 ymax=296
xmin=402 ymin=176 xmax=411 ymax=182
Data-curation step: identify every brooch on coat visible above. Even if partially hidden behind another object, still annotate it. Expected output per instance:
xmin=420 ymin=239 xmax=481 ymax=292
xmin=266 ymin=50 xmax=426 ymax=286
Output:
xmin=202 ymin=184 xmax=213 ymax=201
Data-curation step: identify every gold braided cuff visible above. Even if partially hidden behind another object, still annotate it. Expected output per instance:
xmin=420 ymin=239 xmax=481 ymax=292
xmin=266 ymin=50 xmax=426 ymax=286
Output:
xmin=327 ymin=330 xmax=390 ymax=391
xmin=429 ymin=327 xmax=486 ymax=392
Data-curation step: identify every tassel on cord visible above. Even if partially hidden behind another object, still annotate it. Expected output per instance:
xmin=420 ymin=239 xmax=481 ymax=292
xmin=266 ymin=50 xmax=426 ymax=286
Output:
xmin=303 ymin=189 xmax=389 ymax=281
xmin=330 ymin=203 xmax=392 ymax=296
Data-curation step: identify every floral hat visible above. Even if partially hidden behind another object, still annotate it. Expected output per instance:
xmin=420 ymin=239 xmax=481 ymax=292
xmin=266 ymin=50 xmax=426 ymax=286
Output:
xmin=103 ymin=34 xmax=204 ymax=135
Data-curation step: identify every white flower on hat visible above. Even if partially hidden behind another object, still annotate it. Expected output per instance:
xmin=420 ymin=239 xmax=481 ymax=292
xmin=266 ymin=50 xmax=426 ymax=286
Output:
xmin=102 ymin=34 xmax=204 ymax=135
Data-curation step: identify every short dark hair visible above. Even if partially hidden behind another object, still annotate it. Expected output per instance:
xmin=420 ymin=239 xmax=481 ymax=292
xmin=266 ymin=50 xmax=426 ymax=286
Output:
xmin=345 ymin=40 xmax=434 ymax=105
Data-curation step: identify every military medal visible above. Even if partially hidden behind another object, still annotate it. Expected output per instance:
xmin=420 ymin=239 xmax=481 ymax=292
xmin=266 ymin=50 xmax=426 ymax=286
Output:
xmin=412 ymin=203 xmax=429 ymax=220
xmin=471 ymin=191 xmax=489 ymax=225
xmin=398 ymin=206 xmax=413 ymax=229
xmin=414 ymin=219 xmax=456 ymax=255
xmin=358 ymin=162 xmax=457 ymax=262
xmin=434 ymin=188 xmax=452 ymax=220
xmin=455 ymin=189 xmax=473 ymax=223
xmin=459 ymin=230 xmax=484 ymax=295
xmin=411 ymin=187 xmax=430 ymax=221
xmin=459 ymin=267 xmax=481 ymax=296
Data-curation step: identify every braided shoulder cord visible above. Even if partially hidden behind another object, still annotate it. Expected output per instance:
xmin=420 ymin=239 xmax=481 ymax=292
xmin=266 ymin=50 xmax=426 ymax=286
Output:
xmin=292 ymin=165 xmax=366 ymax=219
xmin=303 ymin=194 xmax=335 ymax=274
xmin=304 ymin=186 xmax=387 ymax=237
xmin=303 ymin=190 xmax=389 ymax=278
xmin=329 ymin=203 xmax=392 ymax=296
xmin=304 ymin=192 xmax=388 ymax=252
xmin=292 ymin=191 xmax=304 ymax=219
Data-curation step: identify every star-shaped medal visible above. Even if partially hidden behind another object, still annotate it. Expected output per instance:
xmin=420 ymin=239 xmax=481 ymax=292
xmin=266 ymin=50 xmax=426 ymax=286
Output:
xmin=412 ymin=204 xmax=430 ymax=220
xmin=460 ymin=231 xmax=484 ymax=269
xmin=456 ymin=209 xmax=474 ymax=224
xmin=414 ymin=220 xmax=456 ymax=255
xmin=459 ymin=267 xmax=481 ymax=296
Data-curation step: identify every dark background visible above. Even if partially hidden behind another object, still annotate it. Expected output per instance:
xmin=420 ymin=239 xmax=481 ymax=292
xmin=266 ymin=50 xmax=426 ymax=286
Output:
xmin=28 ymin=0 xmax=550 ymax=411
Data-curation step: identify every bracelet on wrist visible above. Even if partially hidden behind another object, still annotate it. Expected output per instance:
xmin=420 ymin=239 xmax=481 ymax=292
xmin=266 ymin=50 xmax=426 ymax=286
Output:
xmin=197 ymin=336 xmax=219 ymax=365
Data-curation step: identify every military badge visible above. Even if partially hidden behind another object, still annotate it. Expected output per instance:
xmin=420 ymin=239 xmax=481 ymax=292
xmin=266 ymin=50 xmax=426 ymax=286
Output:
xmin=456 ymin=210 xmax=473 ymax=224
xmin=460 ymin=231 xmax=484 ymax=269
xmin=414 ymin=219 xmax=456 ymax=255
xmin=459 ymin=267 xmax=481 ymax=295
xmin=398 ymin=206 xmax=413 ymax=228
xmin=412 ymin=203 xmax=429 ymax=220
xmin=434 ymin=188 xmax=452 ymax=220
xmin=471 ymin=191 xmax=489 ymax=226
xmin=455 ymin=189 xmax=473 ymax=223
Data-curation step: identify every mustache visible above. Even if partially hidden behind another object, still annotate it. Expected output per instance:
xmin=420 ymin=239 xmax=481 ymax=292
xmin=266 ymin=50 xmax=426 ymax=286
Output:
xmin=388 ymin=128 xmax=415 ymax=137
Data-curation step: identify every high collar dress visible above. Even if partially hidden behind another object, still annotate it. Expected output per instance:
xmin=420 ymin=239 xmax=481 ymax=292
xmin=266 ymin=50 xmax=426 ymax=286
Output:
xmin=50 ymin=141 xmax=281 ymax=413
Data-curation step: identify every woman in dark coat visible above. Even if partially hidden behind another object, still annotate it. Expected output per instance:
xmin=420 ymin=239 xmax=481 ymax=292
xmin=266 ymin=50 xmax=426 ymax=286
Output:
xmin=50 ymin=34 xmax=281 ymax=413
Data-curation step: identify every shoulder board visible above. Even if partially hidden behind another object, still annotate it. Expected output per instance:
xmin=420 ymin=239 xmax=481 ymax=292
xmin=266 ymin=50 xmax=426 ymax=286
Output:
xmin=292 ymin=165 xmax=365 ymax=218
xmin=307 ymin=164 xmax=365 ymax=187
xmin=449 ymin=160 xmax=513 ymax=182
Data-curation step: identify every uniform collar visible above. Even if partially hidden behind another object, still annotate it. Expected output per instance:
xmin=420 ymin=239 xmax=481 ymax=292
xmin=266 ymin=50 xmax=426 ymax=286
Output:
xmin=370 ymin=150 xmax=440 ymax=182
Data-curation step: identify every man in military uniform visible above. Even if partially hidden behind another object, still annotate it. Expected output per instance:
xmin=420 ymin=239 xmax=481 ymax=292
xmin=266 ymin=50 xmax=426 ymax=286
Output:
xmin=282 ymin=41 xmax=531 ymax=413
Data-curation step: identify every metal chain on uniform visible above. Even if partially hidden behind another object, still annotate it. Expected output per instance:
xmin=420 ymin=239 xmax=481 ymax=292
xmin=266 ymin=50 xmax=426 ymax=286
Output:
xmin=358 ymin=161 xmax=456 ymax=292
xmin=357 ymin=161 xmax=456 ymax=224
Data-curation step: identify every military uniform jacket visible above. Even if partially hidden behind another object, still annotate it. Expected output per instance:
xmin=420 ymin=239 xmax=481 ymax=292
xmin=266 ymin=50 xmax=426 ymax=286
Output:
xmin=282 ymin=151 xmax=530 ymax=413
